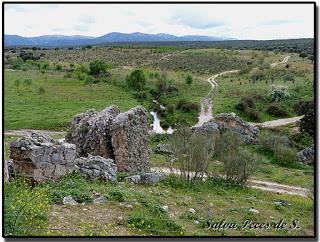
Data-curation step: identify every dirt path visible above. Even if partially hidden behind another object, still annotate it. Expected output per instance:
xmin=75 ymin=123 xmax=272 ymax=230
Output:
xmin=250 ymin=115 xmax=304 ymax=128
xmin=5 ymin=129 xmax=66 ymax=137
xmin=194 ymin=55 xmax=292 ymax=128
xmin=151 ymin=167 xmax=310 ymax=197
xmin=270 ymin=55 xmax=291 ymax=67
xmin=193 ymin=70 xmax=239 ymax=127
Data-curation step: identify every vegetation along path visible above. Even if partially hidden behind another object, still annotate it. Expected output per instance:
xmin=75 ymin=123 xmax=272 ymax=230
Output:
xmin=151 ymin=167 xmax=310 ymax=197
xmin=194 ymin=55 xmax=295 ymax=128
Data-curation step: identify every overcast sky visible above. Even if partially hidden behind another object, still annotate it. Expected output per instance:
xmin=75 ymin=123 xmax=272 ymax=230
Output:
xmin=4 ymin=3 xmax=314 ymax=40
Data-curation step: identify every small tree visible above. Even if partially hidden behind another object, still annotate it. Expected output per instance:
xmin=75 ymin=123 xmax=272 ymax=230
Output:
xmin=170 ymin=127 xmax=214 ymax=181
xmin=268 ymin=84 xmax=290 ymax=102
xmin=89 ymin=60 xmax=107 ymax=77
xmin=185 ymin=74 xmax=193 ymax=86
xmin=214 ymin=131 xmax=260 ymax=184
xmin=126 ymin=69 xmax=146 ymax=91
xmin=298 ymin=100 xmax=315 ymax=138
xmin=55 ymin=64 xmax=62 ymax=71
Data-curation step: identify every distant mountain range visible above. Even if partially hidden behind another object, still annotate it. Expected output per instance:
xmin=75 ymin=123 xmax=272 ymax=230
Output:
xmin=4 ymin=32 xmax=232 ymax=47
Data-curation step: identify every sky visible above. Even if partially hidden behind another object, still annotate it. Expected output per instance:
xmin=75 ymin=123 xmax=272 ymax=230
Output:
xmin=4 ymin=3 xmax=314 ymax=40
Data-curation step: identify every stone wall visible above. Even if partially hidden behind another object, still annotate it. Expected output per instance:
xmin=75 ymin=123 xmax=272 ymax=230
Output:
xmin=10 ymin=133 xmax=77 ymax=182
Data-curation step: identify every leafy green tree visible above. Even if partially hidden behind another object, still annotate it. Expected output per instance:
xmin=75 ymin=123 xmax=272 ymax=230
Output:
xmin=298 ymin=100 xmax=315 ymax=138
xmin=268 ymin=84 xmax=290 ymax=102
xmin=55 ymin=64 xmax=62 ymax=71
xmin=89 ymin=60 xmax=107 ymax=77
xmin=126 ymin=69 xmax=146 ymax=91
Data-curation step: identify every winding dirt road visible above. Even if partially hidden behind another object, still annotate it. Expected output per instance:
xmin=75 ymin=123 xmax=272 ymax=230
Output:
xmin=194 ymin=55 xmax=293 ymax=128
xmin=251 ymin=115 xmax=304 ymax=128
xmin=151 ymin=167 xmax=311 ymax=197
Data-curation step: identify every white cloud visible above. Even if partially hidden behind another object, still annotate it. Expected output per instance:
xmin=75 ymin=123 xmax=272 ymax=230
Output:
xmin=4 ymin=3 xmax=314 ymax=40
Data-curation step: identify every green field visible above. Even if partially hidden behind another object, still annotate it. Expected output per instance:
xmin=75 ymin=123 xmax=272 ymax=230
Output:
xmin=4 ymin=45 xmax=315 ymax=237
xmin=4 ymin=47 xmax=314 ymax=130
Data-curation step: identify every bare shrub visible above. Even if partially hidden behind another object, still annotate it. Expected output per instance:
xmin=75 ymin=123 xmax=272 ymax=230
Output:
xmin=214 ymin=131 xmax=261 ymax=184
xmin=169 ymin=127 xmax=214 ymax=181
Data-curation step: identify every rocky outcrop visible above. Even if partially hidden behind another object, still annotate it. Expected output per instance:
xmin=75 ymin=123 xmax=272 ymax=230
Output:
xmin=74 ymin=155 xmax=117 ymax=182
xmin=213 ymin=113 xmax=259 ymax=144
xmin=66 ymin=105 xmax=150 ymax=173
xmin=193 ymin=121 xmax=220 ymax=136
xmin=10 ymin=133 xmax=77 ymax=182
xmin=193 ymin=113 xmax=259 ymax=144
xmin=297 ymin=145 xmax=314 ymax=165
xmin=66 ymin=106 xmax=120 ymax=158
xmin=111 ymin=106 xmax=150 ymax=172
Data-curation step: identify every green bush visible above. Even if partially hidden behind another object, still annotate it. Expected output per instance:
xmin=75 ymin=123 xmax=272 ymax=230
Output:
xmin=266 ymin=103 xmax=289 ymax=117
xmin=55 ymin=64 xmax=62 ymax=71
xmin=4 ymin=179 xmax=51 ymax=236
xmin=126 ymin=69 xmax=146 ymax=91
xmin=44 ymin=172 xmax=93 ymax=203
xmin=176 ymin=99 xmax=199 ymax=112
xmin=297 ymin=100 xmax=315 ymax=138
xmin=108 ymin=188 xmax=128 ymax=202
xmin=269 ymin=84 xmax=290 ymax=102
xmin=259 ymin=133 xmax=290 ymax=152
xmin=246 ymin=108 xmax=262 ymax=122
xmin=170 ymin=127 xmax=214 ymax=181
xmin=84 ymin=75 xmax=99 ymax=84
xmin=274 ymin=145 xmax=299 ymax=167
xmin=235 ymin=97 xmax=256 ymax=111
xmin=215 ymin=131 xmax=261 ymax=184
xmin=89 ymin=60 xmax=108 ymax=77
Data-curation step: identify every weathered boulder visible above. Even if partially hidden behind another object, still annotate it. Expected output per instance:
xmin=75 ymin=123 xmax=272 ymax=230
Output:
xmin=66 ymin=105 xmax=120 ymax=158
xmin=74 ymin=155 xmax=117 ymax=182
xmin=124 ymin=175 xmax=141 ymax=184
xmin=192 ymin=121 xmax=220 ymax=136
xmin=213 ymin=113 xmax=259 ymax=144
xmin=194 ymin=113 xmax=259 ymax=144
xmin=111 ymin=106 xmax=150 ymax=172
xmin=140 ymin=172 xmax=164 ymax=184
xmin=297 ymin=145 xmax=314 ymax=165
xmin=153 ymin=143 xmax=174 ymax=155
xmin=66 ymin=105 xmax=150 ymax=173
xmin=63 ymin=195 xmax=78 ymax=205
xmin=10 ymin=132 xmax=77 ymax=182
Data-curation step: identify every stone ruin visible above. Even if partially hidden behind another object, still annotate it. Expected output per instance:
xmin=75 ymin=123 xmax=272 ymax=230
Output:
xmin=9 ymin=133 xmax=77 ymax=182
xmin=66 ymin=105 xmax=150 ymax=172
xmin=193 ymin=112 xmax=259 ymax=144
xmin=9 ymin=105 xmax=150 ymax=182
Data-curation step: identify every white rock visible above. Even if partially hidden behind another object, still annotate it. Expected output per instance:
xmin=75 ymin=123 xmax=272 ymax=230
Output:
xmin=162 ymin=205 xmax=169 ymax=211
xmin=63 ymin=195 xmax=78 ymax=206
xmin=188 ymin=208 xmax=196 ymax=214
xmin=249 ymin=208 xmax=259 ymax=214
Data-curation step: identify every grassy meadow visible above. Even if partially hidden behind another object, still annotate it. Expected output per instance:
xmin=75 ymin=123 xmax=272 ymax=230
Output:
xmin=4 ymin=45 xmax=315 ymax=237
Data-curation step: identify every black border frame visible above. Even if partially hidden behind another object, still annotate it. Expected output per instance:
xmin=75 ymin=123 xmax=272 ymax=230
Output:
xmin=1 ymin=1 xmax=317 ymax=239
